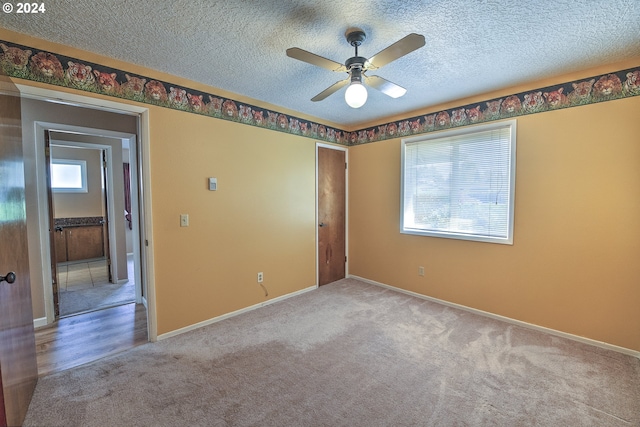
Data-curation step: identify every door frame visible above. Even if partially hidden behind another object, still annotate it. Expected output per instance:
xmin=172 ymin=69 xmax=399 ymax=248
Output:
xmin=15 ymin=84 xmax=158 ymax=341
xmin=37 ymin=126 xmax=133 ymax=318
xmin=46 ymin=137 xmax=120 ymax=306
xmin=315 ymin=143 xmax=348 ymax=287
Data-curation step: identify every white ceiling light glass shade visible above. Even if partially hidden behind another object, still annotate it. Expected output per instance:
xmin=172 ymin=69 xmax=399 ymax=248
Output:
xmin=345 ymin=82 xmax=368 ymax=108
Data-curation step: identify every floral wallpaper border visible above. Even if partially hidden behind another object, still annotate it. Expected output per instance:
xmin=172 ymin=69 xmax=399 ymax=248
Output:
xmin=0 ymin=40 xmax=346 ymax=144
xmin=2 ymin=39 xmax=639 ymax=147
xmin=351 ymin=65 xmax=640 ymax=145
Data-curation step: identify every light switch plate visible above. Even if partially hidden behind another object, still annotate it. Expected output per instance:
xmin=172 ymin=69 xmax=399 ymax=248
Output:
xmin=208 ymin=177 xmax=217 ymax=191
xmin=180 ymin=214 xmax=189 ymax=227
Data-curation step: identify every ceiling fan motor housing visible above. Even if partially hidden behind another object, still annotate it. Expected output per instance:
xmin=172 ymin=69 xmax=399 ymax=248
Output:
xmin=346 ymin=56 xmax=367 ymax=70
xmin=346 ymin=57 xmax=366 ymax=84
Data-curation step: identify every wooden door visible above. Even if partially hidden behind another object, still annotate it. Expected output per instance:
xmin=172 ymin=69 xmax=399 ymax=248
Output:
xmin=0 ymin=77 xmax=38 ymax=426
xmin=100 ymin=150 xmax=113 ymax=283
xmin=44 ymin=130 xmax=60 ymax=318
xmin=317 ymin=146 xmax=346 ymax=286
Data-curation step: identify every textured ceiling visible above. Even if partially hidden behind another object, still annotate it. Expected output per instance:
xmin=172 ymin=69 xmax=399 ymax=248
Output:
xmin=1 ymin=0 xmax=639 ymax=127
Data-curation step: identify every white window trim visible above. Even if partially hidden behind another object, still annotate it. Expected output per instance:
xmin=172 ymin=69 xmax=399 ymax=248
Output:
xmin=51 ymin=158 xmax=88 ymax=193
xmin=400 ymin=120 xmax=517 ymax=245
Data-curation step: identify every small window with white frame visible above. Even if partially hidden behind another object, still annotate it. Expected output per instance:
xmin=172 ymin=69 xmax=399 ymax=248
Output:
xmin=401 ymin=120 xmax=516 ymax=244
xmin=50 ymin=159 xmax=88 ymax=193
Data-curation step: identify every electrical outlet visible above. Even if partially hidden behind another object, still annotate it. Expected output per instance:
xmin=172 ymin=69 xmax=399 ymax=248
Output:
xmin=257 ymin=272 xmax=263 ymax=283
xmin=418 ymin=266 xmax=425 ymax=276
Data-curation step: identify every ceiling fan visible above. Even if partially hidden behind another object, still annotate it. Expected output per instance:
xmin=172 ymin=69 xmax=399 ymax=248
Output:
xmin=286 ymin=29 xmax=425 ymax=108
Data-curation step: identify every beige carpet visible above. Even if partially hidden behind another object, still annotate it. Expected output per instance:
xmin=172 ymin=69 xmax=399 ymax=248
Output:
xmin=25 ymin=278 xmax=640 ymax=426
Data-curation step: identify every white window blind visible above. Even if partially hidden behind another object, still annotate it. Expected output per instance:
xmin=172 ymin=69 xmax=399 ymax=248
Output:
xmin=401 ymin=120 xmax=516 ymax=244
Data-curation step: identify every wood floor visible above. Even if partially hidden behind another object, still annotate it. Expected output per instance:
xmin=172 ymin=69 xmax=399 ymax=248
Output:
xmin=34 ymin=303 xmax=148 ymax=377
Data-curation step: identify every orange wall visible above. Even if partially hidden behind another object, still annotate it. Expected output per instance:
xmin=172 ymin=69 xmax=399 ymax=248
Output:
xmin=348 ymin=88 xmax=640 ymax=352
xmin=149 ymin=108 xmax=316 ymax=333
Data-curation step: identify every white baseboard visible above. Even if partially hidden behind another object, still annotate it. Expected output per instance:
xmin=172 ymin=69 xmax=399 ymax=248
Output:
xmin=157 ymin=285 xmax=317 ymax=341
xmin=33 ymin=317 xmax=47 ymax=329
xmin=349 ymin=275 xmax=640 ymax=359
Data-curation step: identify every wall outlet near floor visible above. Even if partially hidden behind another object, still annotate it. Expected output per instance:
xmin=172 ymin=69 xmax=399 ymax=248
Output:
xmin=257 ymin=272 xmax=263 ymax=283
xmin=418 ymin=266 xmax=425 ymax=277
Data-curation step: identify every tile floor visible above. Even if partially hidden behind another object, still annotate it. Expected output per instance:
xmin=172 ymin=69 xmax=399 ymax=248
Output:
xmin=57 ymin=254 xmax=136 ymax=291
xmin=57 ymin=259 xmax=111 ymax=291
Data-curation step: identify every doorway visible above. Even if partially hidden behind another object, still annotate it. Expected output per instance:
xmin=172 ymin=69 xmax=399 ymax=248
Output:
xmin=46 ymin=140 xmax=137 ymax=317
xmin=16 ymin=82 xmax=158 ymax=343
xmin=33 ymin=121 xmax=146 ymax=324
xmin=316 ymin=143 xmax=348 ymax=286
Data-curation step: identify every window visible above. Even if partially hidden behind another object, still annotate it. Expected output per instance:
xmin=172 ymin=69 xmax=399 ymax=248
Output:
xmin=51 ymin=159 xmax=88 ymax=193
xmin=401 ymin=120 xmax=516 ymax=244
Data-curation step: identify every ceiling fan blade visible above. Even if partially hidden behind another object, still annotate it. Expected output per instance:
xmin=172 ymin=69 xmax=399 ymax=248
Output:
xmin=286 ymin=48 xmax=347 ymax=73
xmin=364 ymin=75 xmax=407 ymax=98
xmin=365 ymin=33 xmax=426 ymax=70
xmin=311 ymin=78 xmax=350 ymax=102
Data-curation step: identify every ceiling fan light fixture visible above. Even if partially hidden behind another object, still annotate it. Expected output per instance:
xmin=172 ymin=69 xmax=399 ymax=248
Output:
xmin=345 ymin=65 xmax=367 ymax=108
xmin=345 ymin=81 xmax=368 ymax=108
